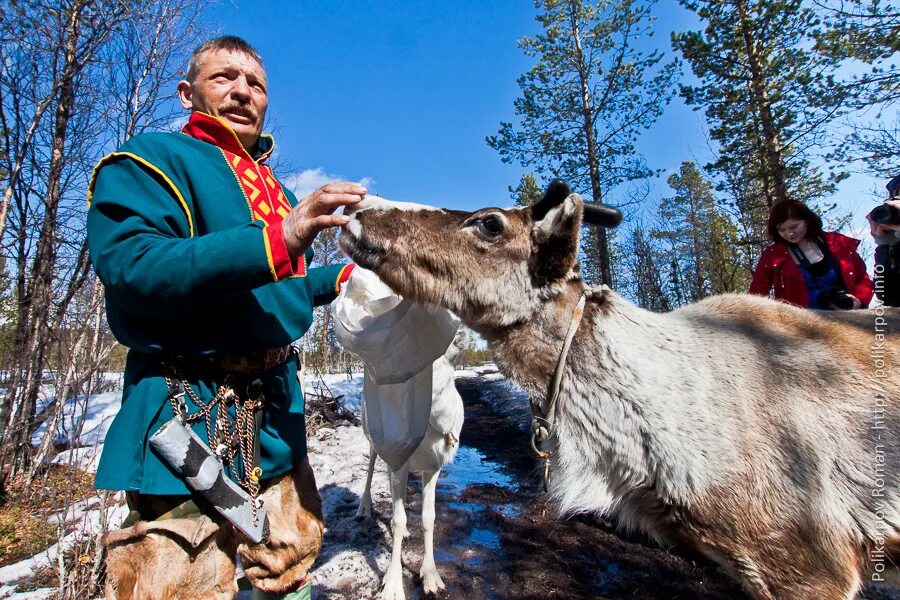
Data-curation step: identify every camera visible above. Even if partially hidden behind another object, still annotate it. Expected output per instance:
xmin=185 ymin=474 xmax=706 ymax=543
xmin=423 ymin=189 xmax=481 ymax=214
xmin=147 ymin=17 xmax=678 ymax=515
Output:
xmin=888 ymin=173 xmax=900 ymax=198
xmin=818 ymin=290 xmax=856 ymax=310
xmin=869 ymin=203 xmax=900 ymax=226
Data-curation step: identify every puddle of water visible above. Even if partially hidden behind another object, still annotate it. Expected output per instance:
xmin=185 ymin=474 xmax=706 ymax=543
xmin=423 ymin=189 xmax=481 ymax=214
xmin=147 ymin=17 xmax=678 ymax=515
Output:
xmin=433 ymin=548 xmax=455 ymax=562
xmin=442 ymin=446 xmax=515 ymax=491
xmin=463 ymin=553 xmax=485 ymax=567
xmin=466 ymin=378 xmax=532 ymax=434
xmin=468 ymin=527 xmax=501 ymax=549
xmin=441 ymin=446 xmax=521 ymax=521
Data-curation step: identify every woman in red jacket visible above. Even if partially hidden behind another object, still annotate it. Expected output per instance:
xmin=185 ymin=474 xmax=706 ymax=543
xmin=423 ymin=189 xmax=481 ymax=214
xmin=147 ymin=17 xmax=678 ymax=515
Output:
xmin=749 ymin=200 xmax=874 ymax=309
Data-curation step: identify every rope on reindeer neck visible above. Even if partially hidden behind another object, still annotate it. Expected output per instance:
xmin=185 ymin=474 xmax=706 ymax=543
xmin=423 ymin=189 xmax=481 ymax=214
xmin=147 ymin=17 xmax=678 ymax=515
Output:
xmin=530 ymin=283 xmax=609 ymax=491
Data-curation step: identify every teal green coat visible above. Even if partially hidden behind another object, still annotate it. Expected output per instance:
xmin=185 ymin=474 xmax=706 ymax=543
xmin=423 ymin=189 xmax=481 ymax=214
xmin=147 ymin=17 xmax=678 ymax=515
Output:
xmin=87 ymin=116 xmax=349 ymax=494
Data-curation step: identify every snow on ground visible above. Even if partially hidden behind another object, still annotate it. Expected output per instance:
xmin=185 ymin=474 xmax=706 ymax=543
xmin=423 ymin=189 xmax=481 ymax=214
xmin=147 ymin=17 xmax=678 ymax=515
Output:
xmin=459 ymin=363 xmax=504 ymax=381
xmin=1 ymin=380 xmax=130 ymax=597
xmin=0 ymin=589 xmax=54 ymax=599
xmin=51 ymin=444 xmax=104 ymax=473
xmin=306 ymin=422 xmax=394 ymax=597
xmin=31 ymin=391 xmax=122 ymax=448
xmin=280 ymin=372 xmax=401 ymax=597
xmin=306 ymin=372 xmax=366 ymax=415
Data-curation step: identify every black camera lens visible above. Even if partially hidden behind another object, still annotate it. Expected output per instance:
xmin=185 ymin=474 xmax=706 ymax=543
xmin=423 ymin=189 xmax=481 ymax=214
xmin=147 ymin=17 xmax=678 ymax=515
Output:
xmin=870 ymin=204 xmax=900 ymax=226
xmin=832 ymin=294 xmax=855 ymax=310
xmin=818 ymin=290 xmax=855 ymax=310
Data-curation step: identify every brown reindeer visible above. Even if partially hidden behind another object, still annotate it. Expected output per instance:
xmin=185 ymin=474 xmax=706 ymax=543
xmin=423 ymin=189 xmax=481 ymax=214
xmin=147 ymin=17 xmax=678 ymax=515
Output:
xmin=339 ymin=182 xmax=900 ymax=600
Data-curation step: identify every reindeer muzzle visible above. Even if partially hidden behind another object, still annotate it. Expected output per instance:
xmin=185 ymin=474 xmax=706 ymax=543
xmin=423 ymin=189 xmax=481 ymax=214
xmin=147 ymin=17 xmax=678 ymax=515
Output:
xmin=339 ymin=227 xmax=387 ymax=270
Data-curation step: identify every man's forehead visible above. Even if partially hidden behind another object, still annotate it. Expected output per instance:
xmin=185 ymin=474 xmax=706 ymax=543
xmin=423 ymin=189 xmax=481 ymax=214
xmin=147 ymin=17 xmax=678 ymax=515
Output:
xmin=197 ymin=48 xmax=266 ymax=77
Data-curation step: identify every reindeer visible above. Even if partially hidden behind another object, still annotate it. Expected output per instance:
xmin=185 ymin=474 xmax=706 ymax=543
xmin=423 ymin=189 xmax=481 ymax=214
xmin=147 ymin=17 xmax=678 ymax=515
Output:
xmin=339 ymin=182 xmax=900 ymax=600
xmin=354 ymin=329 xmax=465 ymax=600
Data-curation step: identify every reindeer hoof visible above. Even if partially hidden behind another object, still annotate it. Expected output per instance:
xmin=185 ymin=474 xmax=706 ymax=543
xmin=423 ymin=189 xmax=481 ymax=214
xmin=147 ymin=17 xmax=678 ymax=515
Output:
xmin=355 ymin=501 xmax=372 ymax=520
xmin=380 ymin=571 xmax=406 ymax=600
xmin=420 ymin=565 xmax=446 ymax=596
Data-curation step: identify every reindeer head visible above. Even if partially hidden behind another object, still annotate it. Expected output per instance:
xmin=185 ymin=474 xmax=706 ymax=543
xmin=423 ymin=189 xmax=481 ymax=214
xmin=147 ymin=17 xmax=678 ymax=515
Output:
xmin=339 ymin=181 xmax=620 ymax=333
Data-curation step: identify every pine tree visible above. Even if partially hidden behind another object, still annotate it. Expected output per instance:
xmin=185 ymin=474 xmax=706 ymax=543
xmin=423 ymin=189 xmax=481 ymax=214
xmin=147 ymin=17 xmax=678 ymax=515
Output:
xmin=704 ymin=206 xmax=750 ymax=294
xmin=511 ymin=172 xmax=544 ymax=207
xmin=651 ymin=162 xmax=747 ymax=304
xmin=817 ymin=0 xmax=898 ymax=108
xmin=817 ymin=0 xmax=899 ymax=175
xmin=627 ymin=226 xmax=673 ymax=311
xmin=488 ymin=0 xmax=679 ymax=285
xmin=673 ymin=0 xmax=847 ymax=211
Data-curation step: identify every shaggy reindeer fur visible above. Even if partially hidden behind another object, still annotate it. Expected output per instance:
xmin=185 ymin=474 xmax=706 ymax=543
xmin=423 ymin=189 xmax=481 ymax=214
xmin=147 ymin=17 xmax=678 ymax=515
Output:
xmin=104 ymin=514 xmax=238 ymax=600
xmin=340 ymin=187 xmax=900 ymax=600
xmin=103 ymin=459 xmax=323 ymax=599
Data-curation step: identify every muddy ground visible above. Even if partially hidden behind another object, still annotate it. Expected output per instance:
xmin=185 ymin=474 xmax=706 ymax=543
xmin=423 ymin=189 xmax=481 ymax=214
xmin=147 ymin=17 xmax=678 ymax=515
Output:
xmin=311 ymin=376 xmax=899 ymax=600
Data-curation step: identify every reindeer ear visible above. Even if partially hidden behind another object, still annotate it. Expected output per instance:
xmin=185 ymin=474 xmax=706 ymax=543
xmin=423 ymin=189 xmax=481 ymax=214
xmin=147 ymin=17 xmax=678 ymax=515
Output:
xmin=529 ymin=189 xmax=583 ymax=286
xmin=530 ymin=179 xmax=570 ymax=222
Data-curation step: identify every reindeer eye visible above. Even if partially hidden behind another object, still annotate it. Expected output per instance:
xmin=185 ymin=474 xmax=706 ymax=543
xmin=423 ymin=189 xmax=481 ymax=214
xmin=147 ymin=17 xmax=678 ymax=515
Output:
xmin=477 ymin=215 xmax=504 ymax=237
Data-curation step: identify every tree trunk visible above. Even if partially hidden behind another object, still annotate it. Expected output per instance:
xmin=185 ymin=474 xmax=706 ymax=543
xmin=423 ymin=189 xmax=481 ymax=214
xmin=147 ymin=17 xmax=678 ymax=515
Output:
xmin=568 ymin=0 xmax=612 ymax=286
xmin=0 ymin=215 xmax=31 ymax=485
xmin=6 ymin=1 xmax=84 ymax=479
xmin=688 ymin=191 xmax=706 ymax=300
xmin=737 ymin=0 xmax=788 ymax=206
xmin=89 ymin=489 xmax=111 ymax=595
xmin=0 ymin=92 xmax=59 ymax=243
xmin=320 ymin=306 xmax=331 ymax=371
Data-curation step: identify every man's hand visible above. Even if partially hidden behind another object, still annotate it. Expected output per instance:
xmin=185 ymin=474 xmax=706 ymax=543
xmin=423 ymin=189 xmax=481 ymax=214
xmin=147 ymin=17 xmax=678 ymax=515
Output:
xmin=867 ymin=199 xmax=900 ymax=239
xmin=282 ymin=182 xmax=366 ymax=258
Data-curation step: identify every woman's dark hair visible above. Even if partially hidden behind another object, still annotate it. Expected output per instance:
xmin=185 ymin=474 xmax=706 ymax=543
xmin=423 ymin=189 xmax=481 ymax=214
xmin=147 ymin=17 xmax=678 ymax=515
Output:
xmin=766 ymin=200 xmax=823 ymax=243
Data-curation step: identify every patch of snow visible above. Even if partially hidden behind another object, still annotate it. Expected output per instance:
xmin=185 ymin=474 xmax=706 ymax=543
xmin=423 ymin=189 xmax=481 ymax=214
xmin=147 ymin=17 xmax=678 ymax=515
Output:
xmin=471 ymin=363 xmax=500 ymax=376
xmin=51 ymin=445 xmax=103 ymax=474
xmin=31 ymin=392 xmax=122 ymax=448
xmin=307 ymin=421 xmax=394 ymax=597
xmin=452 ymin=368 xmax=479 ymax=377
xmin=0 ymin=587 xmax=54 ymax=599
xmin=46 ymin=496 xmax=105 ymax=526
xmin=305 ymin=373 xmax=364 ymax=416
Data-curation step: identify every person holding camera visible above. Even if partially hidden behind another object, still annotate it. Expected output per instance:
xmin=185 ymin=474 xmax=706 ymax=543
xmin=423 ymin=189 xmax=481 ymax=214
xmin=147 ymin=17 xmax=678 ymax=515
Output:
xmin=749 ymin=199 xmax=874 ymax=310
xmin=867 ymin=174 xmax=900 ymax=307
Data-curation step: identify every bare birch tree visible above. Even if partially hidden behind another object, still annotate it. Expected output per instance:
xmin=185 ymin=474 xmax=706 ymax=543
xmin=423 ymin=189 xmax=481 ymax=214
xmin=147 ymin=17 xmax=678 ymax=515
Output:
xmin=0 ymin=0 xmax=205 ymax=493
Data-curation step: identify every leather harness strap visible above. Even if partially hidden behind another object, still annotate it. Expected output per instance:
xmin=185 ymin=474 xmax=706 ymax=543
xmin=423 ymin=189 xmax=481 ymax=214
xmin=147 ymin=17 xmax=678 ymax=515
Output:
xmin=530 ymin=284 xmax=609 ymax=491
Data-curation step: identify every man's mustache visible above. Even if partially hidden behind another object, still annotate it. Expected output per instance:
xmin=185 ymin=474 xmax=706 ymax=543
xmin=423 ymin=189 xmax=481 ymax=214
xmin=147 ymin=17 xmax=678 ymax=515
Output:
xmin=219 ymin=102 xmax=258 ymax=122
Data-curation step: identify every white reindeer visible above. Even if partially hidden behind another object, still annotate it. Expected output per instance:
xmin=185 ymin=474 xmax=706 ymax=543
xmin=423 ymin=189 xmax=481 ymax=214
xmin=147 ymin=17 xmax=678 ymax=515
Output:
xmin=355 ymin=335 xmax=463 ymax=600
xmin=339 ymin=182 xmax=900 ymax=600
xmin=334 ymin=271 xmax=464 ymax=600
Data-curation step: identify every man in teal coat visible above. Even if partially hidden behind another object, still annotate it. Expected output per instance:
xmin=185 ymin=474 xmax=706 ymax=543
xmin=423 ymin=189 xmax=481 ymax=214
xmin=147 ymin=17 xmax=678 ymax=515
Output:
xmin=87 ymin=36 xmax=361 ymax=599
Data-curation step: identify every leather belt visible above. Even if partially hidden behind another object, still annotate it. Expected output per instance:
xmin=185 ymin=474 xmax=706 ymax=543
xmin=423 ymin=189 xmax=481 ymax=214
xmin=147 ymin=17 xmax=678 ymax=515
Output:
xmin=165 ymin=345 xmax=296 ymax=375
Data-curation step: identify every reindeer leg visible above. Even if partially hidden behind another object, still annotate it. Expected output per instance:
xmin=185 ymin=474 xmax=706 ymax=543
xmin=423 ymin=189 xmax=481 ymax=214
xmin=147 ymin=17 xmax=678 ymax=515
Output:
xmin=419 ymin=468 xmax=445 ymax=596
xmin=733 ymin=540 xmax=863 ymax=600
xmin=769 ymin=569 xmax=862 ymax=600
xmin=380 ymin=464 xmax=409 ymax=600
xmin=356 ymin=443 xmax=377 ymax=520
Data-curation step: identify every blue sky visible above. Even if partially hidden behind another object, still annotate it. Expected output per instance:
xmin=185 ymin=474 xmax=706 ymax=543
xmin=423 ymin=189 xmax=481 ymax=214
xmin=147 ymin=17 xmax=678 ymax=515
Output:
xmin=208 ymin=1 xmax=888 ymax=246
